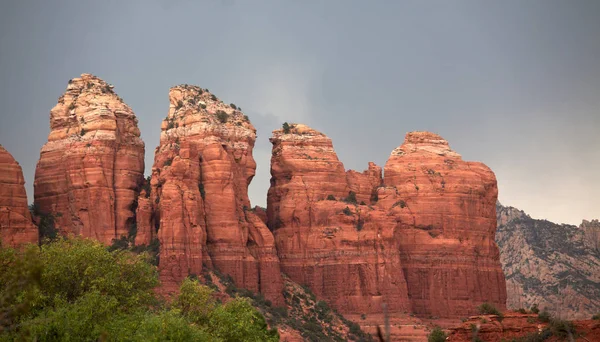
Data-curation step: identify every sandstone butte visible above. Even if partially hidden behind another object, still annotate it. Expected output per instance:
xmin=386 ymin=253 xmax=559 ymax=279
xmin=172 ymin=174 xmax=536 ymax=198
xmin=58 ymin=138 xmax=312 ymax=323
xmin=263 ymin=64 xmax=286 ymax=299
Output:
xmin=0 ymin=145 xmax=38 ymax=247
xmin=143 ymin=85 xmax=284 ymax=305
xmin=267 ymin=124 xmax=506 ymax=318
xmin=33 ymin=74 xmax=145 ymax=245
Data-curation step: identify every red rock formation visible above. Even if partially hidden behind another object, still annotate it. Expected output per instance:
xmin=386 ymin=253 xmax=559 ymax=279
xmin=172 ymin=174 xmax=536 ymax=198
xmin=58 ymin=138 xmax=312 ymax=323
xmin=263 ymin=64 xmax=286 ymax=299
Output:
xmin=384 ymin=131 xmax=506 ymax=317
xmin=447 ymin=312 xmax=600 ymax=342
xmin=151 ymin=85 xmax=283 ymax=304
xmin=267 ymin=124 xmax=411 ymax=314
xmin=0 ymin=145 xmax=38 ymax=247
xmin=33 ymin=74 xmax=145 ymax=245
xmin=267 ymin=126 xmax=506 ymax=318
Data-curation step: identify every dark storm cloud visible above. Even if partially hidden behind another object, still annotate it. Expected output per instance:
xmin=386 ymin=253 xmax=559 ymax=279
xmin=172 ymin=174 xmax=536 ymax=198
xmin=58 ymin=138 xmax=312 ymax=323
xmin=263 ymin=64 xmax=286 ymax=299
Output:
xmin=0 ymin=0 xmax=598 ymax=224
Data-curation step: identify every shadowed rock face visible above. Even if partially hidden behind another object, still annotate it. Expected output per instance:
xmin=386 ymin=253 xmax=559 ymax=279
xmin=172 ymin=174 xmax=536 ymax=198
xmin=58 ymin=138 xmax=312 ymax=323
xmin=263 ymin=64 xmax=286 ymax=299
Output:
xmin=0 ymin=145 xmax=38 ymax=247
xmin=33 ymin=74 xmax=145 ymax=245
xmin=268 ymin=126 xmax=506 ymax=318
xmin=497 ymin=203 xmax=600 ymax=319
xmin=149 ymin=85 xmax=283 ymax=304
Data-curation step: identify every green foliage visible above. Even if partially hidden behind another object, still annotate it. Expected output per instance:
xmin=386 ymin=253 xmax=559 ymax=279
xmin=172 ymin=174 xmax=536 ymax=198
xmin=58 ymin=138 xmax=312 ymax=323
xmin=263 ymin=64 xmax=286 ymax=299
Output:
xmin=216 ymin=110 xmax=229 ymax=123
xmin=199 ymin=182 xmax=206 ymax=200
xmin=477 ymin=302 xmax=503 ymax=320
xmin=530 ymin=303 xmax=540 ymax=314
xmin=326 ymin=195 xmax=336 ymax=201
xmin=593 ymin=313 xmax=600 ymax=320
xmin=548 ymin=319 xmax=575 ymax=339
xmin=282 ymin=122 xmax=291 ymax=134
xmin=428 ymin=326 xmax=447 ymax=342
xmin=163 ymin=157 xmax=173 ymax=167
xmin=29 ymin=204 xmax=58 ymax=242
xmin=356 ymin=218 xmax=364 ymax=231
xmin=538 ymin=309 xmax=551 ymax=323
xmin=174 ymin=278 xmax=217 ymax=325
xmin=230 ymin=103 xmax=237 ymax=110
xmin=343 ymin=206 xmax=352 ymax=216
xmin=370 ymin=191 xmax=378 ymax=203
xmin=208 ymin=297 xmax=279 ymax=342
xmin=344 ymin=191 xmax=357 ymax=204
xmin=0 ymin=238 xmax=277 ymax=341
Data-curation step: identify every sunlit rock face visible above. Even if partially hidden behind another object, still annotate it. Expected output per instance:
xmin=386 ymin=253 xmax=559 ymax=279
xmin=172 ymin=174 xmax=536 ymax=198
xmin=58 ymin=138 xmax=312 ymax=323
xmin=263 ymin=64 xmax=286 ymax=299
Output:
xmin=150 ymin=85 xmax=283 ymax=305
xmin=34 ymin=74 xmax=145 ymax=245
xmin=268 ymin=126 xmax=506 ymax=317
xmin=0 ymin=145 xmax=38 ymax=247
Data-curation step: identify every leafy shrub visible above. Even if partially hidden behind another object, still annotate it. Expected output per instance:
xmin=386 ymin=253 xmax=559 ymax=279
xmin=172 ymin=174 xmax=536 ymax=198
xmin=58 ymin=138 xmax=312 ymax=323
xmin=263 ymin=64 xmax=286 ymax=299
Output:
xmin=428 ymin=326 xmax=447 ymax=342
xmin=548 ymin=319 xmax=575 ymax=339
xmin=530 ymin=304 xmax=540 ymax=314
xmin=356 ymin=218 xmax=364 ymax=231
xmin=0 ymin=238 xmax=277 ymax=341
xmin=216 ymin=110 xmax=229 ymax=123
xmin=282 ymin=122 xmax=291 ymax=134
xmin=518 ymin=308 xmax=528 ymax=314
xmin=478 ymin=302 xmax=503 ymax=321
xmin=370 ymin=191 xmax=378 ymax=203
xmin=230 ymin=103 xmax=237 ymax=110
xmin=593 ymin=313 xmax=600 ymax=320
xmin=538 ymin=310 xmax=552 ymax=323
xmin=164 ymin=158 xmax=173 ymax=167
xmin=343 ymin=207 xmax=352 ymax=216
xmin=326 ymin=195 xmax=336 ymax=201
xmin=344 ymin=191 xmax=357 ymax=204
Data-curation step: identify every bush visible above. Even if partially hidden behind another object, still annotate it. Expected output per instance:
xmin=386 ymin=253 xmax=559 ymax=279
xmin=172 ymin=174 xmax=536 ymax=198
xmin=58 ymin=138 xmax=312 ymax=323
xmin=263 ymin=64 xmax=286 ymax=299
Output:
xmin=282 ymin=122 xmax=291 ymax=134
xmin=343 ymin=207 xmax=352 ymax=216
xmin=326 ymin=195 xmax=336 ymax=201
xmin=216 ymin=110 xmax=229 ymax=123
xmin=538 ymin=310 xmax=552 ymax=322
xmin=356 ymin=219 xmax=364 ymax=231
xmin=0 ymin=238 xmax=277 ymax=341
xmin=548 ymin=319 xmax=575 ymax=339
xmin=428 ymin=326 xmax=447 ymax=342
xmin=230 ymin=103 xmax=237 ymax=110
xmin=164 ymin=157 xmax=173 ymax=167
xmin=593 ymin=313 xmax=600 ymax=320
xmin=344 ymin=191 xmax=357 ymax=204
xmin=174 ymin=278 xmax=217 ymax=324
xmin=478 ymin=302 xmax=503 ymax=321
xmin=530 ymin=303 xmax=540 ymax=314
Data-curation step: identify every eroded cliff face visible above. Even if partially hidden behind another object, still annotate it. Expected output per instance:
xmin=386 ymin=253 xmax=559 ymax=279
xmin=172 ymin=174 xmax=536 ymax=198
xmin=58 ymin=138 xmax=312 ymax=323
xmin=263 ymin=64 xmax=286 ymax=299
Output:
xmin=496 ymin=203 xmax=600 ymax=319
xmin=0 ymin=145 xmax=38 ymax=247
xmin=268 ymin=124 xmax=411 ymax=314
xmin=268 ymin=126 xmax=506 ymax=318
xmin=33 ymin=74 xmax=145 ymax=245
xmin=383 ymin=132 xmax=506 ymax=317
xmin=150 ymin=85 xmax=283 ymax=304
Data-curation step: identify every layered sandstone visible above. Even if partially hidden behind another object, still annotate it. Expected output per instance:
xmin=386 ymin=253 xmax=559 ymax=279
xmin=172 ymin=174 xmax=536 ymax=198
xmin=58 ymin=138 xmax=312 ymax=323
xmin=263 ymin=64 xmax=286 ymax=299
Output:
xmin=150 ymin=85 xmax=283 ymax=304
xmin=447 ymin=312 xmax=600 ymax=342
xmin=384 ymin=132 xmax=506 ymax=317
xmin=496 ymin=203 xmax=600 ymax=319
xmin=0 ymin=145 xmax=38 ymax=247
xmin=33 ymin=74 xmax=145 ymax=245
xmin=267 ymin=124 xmax=411 ymax=314
xmin=268 ymin=126 xmax=506 ymax=318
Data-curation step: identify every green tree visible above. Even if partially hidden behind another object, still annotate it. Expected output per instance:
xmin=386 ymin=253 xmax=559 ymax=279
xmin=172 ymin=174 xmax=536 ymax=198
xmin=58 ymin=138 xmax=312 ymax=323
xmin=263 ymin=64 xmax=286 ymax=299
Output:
xmin=428 ymin=326 xmax=447 ymax=342
xmin=174 ymin=278 xmax=217 ymax=324
xmin=208 ymin=297 xmax=279 ymax=342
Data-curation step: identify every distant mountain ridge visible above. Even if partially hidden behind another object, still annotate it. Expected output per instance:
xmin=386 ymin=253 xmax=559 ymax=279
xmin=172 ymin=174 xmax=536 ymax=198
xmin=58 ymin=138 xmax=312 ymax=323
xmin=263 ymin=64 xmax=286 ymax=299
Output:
xmin=496 ymin=202 xmax=600 ymax=319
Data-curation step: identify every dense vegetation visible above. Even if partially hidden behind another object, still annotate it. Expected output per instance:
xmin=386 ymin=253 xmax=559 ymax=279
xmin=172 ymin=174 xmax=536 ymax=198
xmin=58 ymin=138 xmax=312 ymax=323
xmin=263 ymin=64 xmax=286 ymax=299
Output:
xmin=0 ymin=238 xmax=278 ymax=341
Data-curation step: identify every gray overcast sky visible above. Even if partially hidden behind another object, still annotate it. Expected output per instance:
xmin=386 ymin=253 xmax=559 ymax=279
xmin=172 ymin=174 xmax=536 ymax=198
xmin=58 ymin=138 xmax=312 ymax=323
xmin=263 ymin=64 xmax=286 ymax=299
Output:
xmin=1 ymin=0 xmax=599 ymax=225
